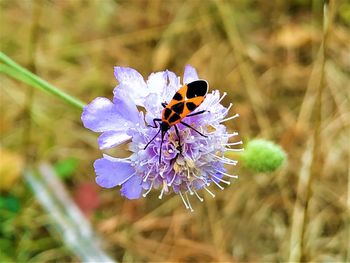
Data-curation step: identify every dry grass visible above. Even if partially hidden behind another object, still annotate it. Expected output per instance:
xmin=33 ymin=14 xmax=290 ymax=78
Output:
xmin=1 ymin=0 xmax=349 ymax=262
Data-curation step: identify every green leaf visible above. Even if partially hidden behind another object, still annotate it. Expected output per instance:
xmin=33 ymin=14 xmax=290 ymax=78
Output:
xmin=0 ymin=52 xmax=86 ymax=110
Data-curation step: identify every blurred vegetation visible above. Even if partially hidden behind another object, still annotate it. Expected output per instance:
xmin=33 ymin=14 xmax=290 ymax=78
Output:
xmin=1 ymin=0 xmax=349 ymax=262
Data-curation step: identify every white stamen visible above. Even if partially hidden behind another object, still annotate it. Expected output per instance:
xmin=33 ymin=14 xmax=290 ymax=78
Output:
xmin=159 ymin=169 xmax=165 ymax=178
xmin=217 ymin=171 xmax=239 ymax=179
xmin=192 ymin=173 xmax=202 ymax=179
xmin=204 ymin=186 xmax=216 ymax=198
xmin=218 ymin=92 xmax=227 ymax=104
xmin=211 ymin=153 xmax=238 ymax=165
xmin=185 ymin=193 xmax=194 ymax=212
xmin=139 ymin=155 xmax=158 ymax=167
xmin=212 ymin=179 xmax=224 ymax=190
xmin=212 ymin=174 xmax=230 ymax=185
xmin=158 ymin=188 xmax=165 ymax=199
xmin=215 ymin=153 xmax=238 ymax=163
xmin=220 ymin=113 xmax=239 ymax=123
xmin=186 ymin=182 xmax=194 ymax=195
xmin=224 ymin=140 xmax=243 ymax=146
xmin=163 ymin=180 xmax=169 ymax=191
xmin=225 ymin=147 xmax=244 ymax=152
xmin=139 ymin=160 xmax=149 ymax=166
xmin=225 ymin=102 xmax=233 ymax=112
xmin=179 ymin=191 xmax=189 ymax=209
xmin=118 ymin=173 xmax=136 ymax=186
xmin=142 ymin=180 xmax=154 ymax=197
xmin=168 ymin=173 xmax=177 ymax=186
xmin=212 ymin=103 xmax=233 ymax=122
xmin=168 ymin=149 xmax=173 ymax=153
xmin=219 ymin=159 xmax=236 ymax=165
xmin=143 ymin=168 xmax=153 ymax=182
xmin=193 ymin=174 xmax=209 ymax=186
xmin=141 ymin=155 xmax=157 ymax=166
xmin=193 ymin=189 xmax=204 ymax=202
xmin=223 ymin=132 xmax=239 ymax=137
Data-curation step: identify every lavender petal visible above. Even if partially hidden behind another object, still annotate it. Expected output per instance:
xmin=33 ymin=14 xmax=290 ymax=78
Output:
xmin=146 ymin=71 xmax=167 ymax=95
xmin=94 ymin=158 xmax=135 ymax=188
xmin=82 ymin=97 xmax=128 ymax=132
xmin=113 ymin=87 xmax=141 ymax=124
xmin=183 ymin=65 xmax=199 ymax=84
xmin=120 ymin=174 xmax=143 ymax=199
xmin=98 ymin=131 xmax=131 ymax=150
xmin=114 ymin=67 xmax=148 ymax=106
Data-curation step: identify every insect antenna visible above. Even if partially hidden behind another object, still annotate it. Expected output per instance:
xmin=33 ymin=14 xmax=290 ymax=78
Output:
xmin=186 ymin=110 xmax=207 ymax=117
xmin=180 ymin=121 xmax=207 ymax=137
xmin=144 ymin=128 xmax=161 ymax=150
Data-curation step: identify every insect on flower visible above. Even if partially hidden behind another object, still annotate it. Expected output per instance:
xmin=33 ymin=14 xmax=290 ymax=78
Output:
xmin=144 ymin=80 xmax=209 ymax=164
xmin=81 ymin=65 xmax=243 ymax=211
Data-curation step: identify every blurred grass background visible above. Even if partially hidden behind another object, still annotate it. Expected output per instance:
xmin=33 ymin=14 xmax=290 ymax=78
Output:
xmin=1 ymin=0 xmax=349 ymax=262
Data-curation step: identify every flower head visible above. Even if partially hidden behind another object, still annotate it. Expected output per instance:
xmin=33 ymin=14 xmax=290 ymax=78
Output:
xmin=241 ymin=139 xmax=286 ymax=173
xmin=81 ymin=66 xmax=242 ymax=211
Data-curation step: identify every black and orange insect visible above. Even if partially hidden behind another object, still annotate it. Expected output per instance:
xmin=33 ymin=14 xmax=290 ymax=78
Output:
xmin=144 ymin=79 xmax=209 ymax=163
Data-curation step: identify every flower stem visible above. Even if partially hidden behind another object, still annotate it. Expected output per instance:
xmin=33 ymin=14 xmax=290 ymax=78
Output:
xmin=0 ymin=52 xmax=86 ymax=111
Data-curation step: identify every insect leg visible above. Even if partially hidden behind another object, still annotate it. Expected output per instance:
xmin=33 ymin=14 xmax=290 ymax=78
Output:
xmin=180 ymin=121 xmax=208 ymax=137
xmin=174 ymin=125 xmax=182 ymax=153
xmin=169 ymin=125 xmax=182 ymax=165
xmin=159 ymin=137 xmax=163 ymax=164
xmin=144 ymin=128 xmax=161 ymax=150
xmin=159 ymin=130 xmax=166 ymax=164
xmin=161 ymin=102 xmax=168 ymax=108
xmin=147 ymin=118 xmax=162 ymax=128
xmin=186 ymin=110 xmax=207 ymax=117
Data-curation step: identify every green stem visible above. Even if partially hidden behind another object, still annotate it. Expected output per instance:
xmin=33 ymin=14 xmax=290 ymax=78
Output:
xmin=0 ymin=52 xmax=86 ymax=110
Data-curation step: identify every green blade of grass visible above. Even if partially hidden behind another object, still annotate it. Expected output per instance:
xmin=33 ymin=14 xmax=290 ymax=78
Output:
xmin=0 ymin=52 xmax=86 ymax=111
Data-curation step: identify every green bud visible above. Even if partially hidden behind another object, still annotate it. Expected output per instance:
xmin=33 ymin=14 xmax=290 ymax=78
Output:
xmin=240 ymin=139 xmax=286 ymax=173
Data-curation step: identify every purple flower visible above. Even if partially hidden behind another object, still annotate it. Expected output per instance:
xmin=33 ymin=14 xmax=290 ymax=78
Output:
xmin=81 ymin=65 xmax=242 ymax=211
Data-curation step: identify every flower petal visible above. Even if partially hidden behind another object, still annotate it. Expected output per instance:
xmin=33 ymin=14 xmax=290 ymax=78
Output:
xmin=144 ymin=92 xmax=162 ymax=122
xmin=113 ymin=87 xmax=140 ymax=124
xmin=114 ymin=67 xmax=148 ymax=106
xmin=183 ymin=65 xmax=199 ymax=84
xmin=147 ymin=71 xmax=167 ymax=95
xmin=94 ymin=158 xmax=135 ymax=188
xmin=143 ymin=70 xmax=180 ymax=118
xmin=166 ymin=70 xmax=180 ymax=95
xmin=161 ymin=70 xmax=181 ymax=102
xmin=82 ymin=97 xmax=128 ymax=132
xmin=98 ymin=131 xmax=131 ymax=150
xmin=120 ymin=174 xmax=143 ymax=199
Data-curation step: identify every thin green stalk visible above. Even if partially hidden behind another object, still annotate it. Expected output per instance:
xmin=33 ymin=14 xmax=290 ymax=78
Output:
xmin=0 ymin=52 xmax=85 ymax=110
xmin=22 ymin=0 xmax=42 ymax=163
